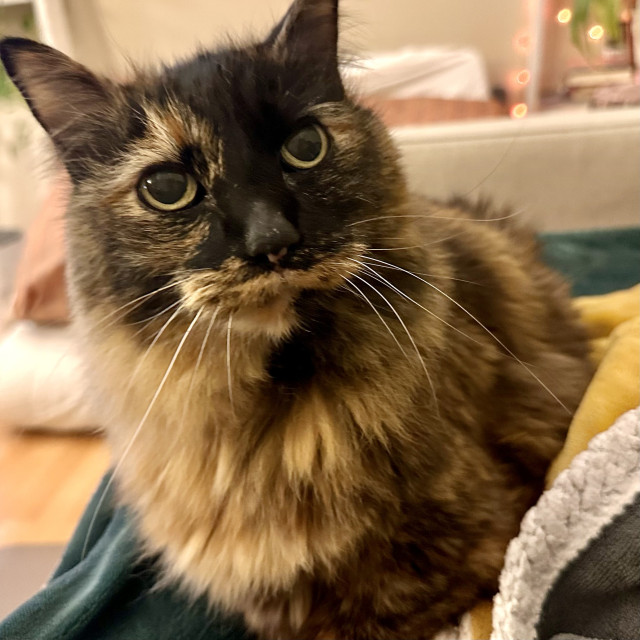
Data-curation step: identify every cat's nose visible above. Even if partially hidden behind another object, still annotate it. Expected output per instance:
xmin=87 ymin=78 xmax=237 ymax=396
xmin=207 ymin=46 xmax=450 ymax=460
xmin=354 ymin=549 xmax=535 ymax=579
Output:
xmin=244 ymin=200 xmax=300 ymax=260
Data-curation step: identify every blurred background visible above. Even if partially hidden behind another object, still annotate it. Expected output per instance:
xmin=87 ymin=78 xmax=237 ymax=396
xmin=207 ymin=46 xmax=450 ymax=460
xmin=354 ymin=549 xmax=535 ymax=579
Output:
xmin=1 ymin=0 xmax=639 ymax=234
xmin=0 ymin=0 xmax=638 ymax=619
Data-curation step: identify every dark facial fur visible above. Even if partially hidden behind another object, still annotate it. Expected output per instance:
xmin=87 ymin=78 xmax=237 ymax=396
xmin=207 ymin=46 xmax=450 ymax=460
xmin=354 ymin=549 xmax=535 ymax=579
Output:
xmin=1 ymin=1 xmax=593 ymax=638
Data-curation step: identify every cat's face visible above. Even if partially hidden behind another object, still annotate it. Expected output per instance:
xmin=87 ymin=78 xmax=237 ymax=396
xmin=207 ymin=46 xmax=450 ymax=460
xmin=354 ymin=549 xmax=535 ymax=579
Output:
xmin=1 ymin=0 xmax=407 ymax=336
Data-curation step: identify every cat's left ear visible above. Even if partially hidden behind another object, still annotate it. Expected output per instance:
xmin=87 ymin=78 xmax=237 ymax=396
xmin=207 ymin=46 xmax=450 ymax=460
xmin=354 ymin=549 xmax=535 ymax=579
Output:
xmin=265 ymin=0 xmax=339 ymax=64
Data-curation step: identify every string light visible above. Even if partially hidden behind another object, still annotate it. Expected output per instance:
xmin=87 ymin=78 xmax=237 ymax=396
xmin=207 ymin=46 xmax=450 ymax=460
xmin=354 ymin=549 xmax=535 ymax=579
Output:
xmin=511 ymin=103 xmax=528 ymax=119
xmin=588 ymin=24 xmax=604 ymax=40
xmin=515 ymin=69 xmax=531 ymax=86
xmin=513 ymin=29 xmax=531 ymax=55
xmin=556 ymin=8 xmax=572 ymax=24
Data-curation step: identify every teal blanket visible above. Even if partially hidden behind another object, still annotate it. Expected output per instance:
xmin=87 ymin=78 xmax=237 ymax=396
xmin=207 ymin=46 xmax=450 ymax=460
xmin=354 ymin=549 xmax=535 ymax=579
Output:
xmin=1 ymin=228 xmax=638 ymax=640
xmin=540 ymin=227 xmax=640 ymax=297
xmin=1 ymin=475 xmax=252 ymax=640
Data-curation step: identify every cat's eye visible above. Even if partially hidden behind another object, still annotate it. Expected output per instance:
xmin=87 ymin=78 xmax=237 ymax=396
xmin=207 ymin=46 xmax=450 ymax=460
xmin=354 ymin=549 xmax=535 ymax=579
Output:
xmin=138 ymin=169 xmax=198 ymax=211
xmin=281 ymin=124 xmax=328 ymax=169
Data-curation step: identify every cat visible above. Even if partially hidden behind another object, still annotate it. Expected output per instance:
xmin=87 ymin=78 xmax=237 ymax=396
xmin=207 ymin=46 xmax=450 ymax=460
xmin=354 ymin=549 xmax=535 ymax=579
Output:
xmin=0 ymin=0 xmax=592 ymax=638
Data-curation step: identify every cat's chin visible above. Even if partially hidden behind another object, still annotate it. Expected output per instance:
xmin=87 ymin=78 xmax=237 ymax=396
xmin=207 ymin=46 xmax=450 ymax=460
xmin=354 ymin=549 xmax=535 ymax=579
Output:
xmin=180 ymin=251 xmax=359 ymax=339
xmin=229 ymin=289 xmax=297 ymax=339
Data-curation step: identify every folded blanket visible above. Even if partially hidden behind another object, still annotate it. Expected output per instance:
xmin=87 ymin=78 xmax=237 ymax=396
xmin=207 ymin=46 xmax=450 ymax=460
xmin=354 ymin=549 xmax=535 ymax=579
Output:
xmin=493 ymin=407 xmax=640 ymax=640
xmin=548 ymin=286 xmax=639 ymax=483
xmin=467 ymin=285 xmax=640 ymax=639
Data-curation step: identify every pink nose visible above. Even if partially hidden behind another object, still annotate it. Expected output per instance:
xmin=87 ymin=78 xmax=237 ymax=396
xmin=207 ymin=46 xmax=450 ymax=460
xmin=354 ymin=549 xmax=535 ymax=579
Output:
xmin=267 ymin=248 xmax=288 ymax=264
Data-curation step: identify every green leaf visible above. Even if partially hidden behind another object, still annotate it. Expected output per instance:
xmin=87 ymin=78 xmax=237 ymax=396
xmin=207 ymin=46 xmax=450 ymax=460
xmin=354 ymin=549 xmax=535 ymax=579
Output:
xmin=572 ymin=0 xmax=592 ymax=51
xmin=571 ymin=0 xmax=621 ymax=52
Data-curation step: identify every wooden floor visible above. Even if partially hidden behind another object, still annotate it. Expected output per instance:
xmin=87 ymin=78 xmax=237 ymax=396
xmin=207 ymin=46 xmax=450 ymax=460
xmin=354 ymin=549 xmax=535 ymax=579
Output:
xmin=0 ymin=425 xmax=110 ymax=546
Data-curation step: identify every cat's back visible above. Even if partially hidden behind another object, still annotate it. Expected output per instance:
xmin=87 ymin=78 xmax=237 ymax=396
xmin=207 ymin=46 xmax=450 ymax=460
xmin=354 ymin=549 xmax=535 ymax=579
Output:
xmin=413 ymin=196 xmax=588 ymax=360
xmin=404 ymin=195 xmax=592 ymax=474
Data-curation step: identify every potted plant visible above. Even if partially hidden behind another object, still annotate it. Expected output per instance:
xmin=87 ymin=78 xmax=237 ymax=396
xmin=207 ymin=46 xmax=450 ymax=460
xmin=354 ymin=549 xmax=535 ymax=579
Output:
xmin=571 ymin=0 xmax=636 ymax=69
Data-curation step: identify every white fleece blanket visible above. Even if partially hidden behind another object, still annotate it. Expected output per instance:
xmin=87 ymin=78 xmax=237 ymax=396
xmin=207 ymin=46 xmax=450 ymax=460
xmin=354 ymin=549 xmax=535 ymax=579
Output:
xmin=491 ymin=407 xmax=640 ymax=639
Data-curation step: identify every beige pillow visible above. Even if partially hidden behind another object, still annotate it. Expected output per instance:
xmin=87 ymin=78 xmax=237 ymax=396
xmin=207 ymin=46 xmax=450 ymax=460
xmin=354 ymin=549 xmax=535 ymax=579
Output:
xmin=11 ymin=171 xmax=70 ymax=325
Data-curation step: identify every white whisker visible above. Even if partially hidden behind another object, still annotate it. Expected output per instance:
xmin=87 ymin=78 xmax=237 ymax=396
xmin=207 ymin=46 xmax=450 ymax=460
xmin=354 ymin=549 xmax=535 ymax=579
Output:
xmin=176 ymin=306 xmax=219 ymax=434
xmin=130 ymin=299 xmax=183 ymax=335
xmin=124 ymin=304 xmax=183 ymax=397
xmin=361 ymin=255 xmax=481 ymax=287
xmin=346 ymin=208 xmax=527 ymax=228
xmin=81 ymin=307 xmax=203 ymax=559
xmin=43 ymin=279 xmax=191 ymax=413
xmin=94 ymin=278 xmax=189 ymax=331
xmin=363 ymin=255 xmax=571 ymax=414
xmin=461 ymin=121 xmax=524 ymax=196
xmin=345 ymin=271 xmax=439 ymax=415
xmin=341 ymin=276 xmax=408 ymax=360
xmin=348 ymin=258 xmax=481 ymax=346
xmin=367 ymin=245 xmax=426 ymax=251
xmin=226 ymin=313 xmax=234 ymax=413
xmin=365 ymin=230 xmax=469 ymax=256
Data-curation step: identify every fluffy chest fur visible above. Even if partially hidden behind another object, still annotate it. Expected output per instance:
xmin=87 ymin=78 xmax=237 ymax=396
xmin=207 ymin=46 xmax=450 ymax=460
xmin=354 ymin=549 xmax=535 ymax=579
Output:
xmin=80 ymin=290 xmax=431 ymax=609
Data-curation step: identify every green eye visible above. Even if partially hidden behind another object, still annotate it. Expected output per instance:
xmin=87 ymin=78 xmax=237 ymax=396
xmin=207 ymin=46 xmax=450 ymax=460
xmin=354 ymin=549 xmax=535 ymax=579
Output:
xmin=138 ymin=169 xmax=198 ymax=211
xmin=281 ymin=124 xmax=328 ymax=169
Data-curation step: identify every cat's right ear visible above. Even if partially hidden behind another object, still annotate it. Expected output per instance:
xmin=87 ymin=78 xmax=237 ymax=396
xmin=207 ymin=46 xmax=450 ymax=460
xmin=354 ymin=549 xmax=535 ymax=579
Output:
xmin=265 ymin=0 xmax=339 ymax=63
xmin=0 ymin=37 xmax=112 ymax=148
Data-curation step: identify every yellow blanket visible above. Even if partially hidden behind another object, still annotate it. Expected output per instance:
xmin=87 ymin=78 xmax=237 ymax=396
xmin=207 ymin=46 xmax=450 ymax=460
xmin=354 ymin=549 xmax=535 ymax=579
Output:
xmin=469 ymin=284 xmax=640 ymax=639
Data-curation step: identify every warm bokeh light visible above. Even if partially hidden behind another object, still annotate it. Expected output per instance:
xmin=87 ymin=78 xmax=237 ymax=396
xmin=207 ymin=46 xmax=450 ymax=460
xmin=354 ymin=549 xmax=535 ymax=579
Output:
xmin=511 ymin=103 xmax=528 ymax=119
xmin=588 ymin=24 xmax=605 ymax=40
xmin=557 ymin=8 xmax=572 ymax=24
xmin=516 ymin=69 xmax=531 ymax=86
xmin=513 ymin=30 xmax=531 ymax=55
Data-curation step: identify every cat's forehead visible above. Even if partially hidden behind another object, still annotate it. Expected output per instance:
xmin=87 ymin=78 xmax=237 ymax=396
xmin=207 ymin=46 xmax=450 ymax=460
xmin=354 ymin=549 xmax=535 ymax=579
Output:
xmin=137 ymin=47 xmax=336 ymax=135
xmin=113 ymin=45 xmax=344 ymax=183
xmin=168 ymin=46 xmax=337 ymax=112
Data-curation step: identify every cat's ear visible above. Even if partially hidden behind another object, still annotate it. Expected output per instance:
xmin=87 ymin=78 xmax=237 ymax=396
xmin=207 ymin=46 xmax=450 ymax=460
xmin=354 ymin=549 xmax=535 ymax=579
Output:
xmin=0 ymin=37 xmax=113 ymax=144
xmin=265 ymin=0 xmax=339 ymax=63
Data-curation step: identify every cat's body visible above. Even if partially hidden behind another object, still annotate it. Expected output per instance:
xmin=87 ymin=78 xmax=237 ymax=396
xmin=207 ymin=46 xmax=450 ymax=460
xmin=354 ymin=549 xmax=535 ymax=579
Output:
xmin=1 ymin=1 xmax=592 ymax=637
xmin=79 ymin=198 xmax=589 ymax=639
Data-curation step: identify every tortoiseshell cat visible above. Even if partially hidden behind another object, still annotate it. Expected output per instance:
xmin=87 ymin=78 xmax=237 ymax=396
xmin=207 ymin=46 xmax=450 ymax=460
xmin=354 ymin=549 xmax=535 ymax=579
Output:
xmin=1 ymin=1 xmax=592 ymax=637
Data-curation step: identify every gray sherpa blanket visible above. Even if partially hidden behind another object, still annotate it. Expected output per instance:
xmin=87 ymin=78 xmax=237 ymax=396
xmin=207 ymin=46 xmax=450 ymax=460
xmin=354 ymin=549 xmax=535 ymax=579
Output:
xmin=488 ymin=407 xmax=640 ymax=640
